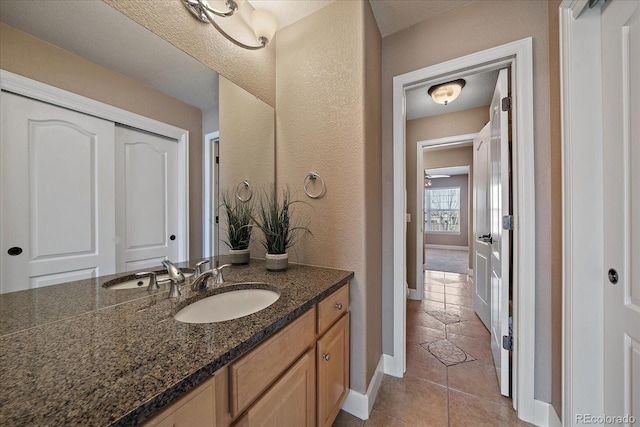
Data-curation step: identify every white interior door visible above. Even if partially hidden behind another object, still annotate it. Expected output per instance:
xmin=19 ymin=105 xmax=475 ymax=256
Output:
xmin=602 ymin=0 xmax=640 ymax=420
xmin=473 ymin=123 xmax=492 ymax=330
xmin=115 ymin=125 xmax=180 ymax=272
xmin=0 ymin=92 xmax=116 ymax=293
xmin=489 ymin=68 xmax=511 ymax=397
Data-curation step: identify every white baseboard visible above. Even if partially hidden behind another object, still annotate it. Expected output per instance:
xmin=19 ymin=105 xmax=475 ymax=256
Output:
xmin=408 ymin=288 xmax=421 ymax=300
xmin=468 ymin=268 xmax=474 ymax=276
xmin=532 ymin=399 xmax=562 ymax=427
xmin=341 ymin=355 xmax=386 ymax=420
xmin=425 ymin=244 xmax=469 ymax=251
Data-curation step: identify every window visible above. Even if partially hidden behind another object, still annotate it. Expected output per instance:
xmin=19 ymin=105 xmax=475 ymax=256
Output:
xmin=425 ymin=187 xmax=460 ymax=233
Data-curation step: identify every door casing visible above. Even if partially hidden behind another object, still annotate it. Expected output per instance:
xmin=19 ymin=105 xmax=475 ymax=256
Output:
xmin=390 ymin=37 xmax=537 ymax=423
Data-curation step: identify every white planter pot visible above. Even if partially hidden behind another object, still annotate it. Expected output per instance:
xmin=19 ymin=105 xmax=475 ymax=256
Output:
xmin=265 ymin=253 xmax=288 ymax=271
xmin=229 ymin=248 xmax=250 ymax=265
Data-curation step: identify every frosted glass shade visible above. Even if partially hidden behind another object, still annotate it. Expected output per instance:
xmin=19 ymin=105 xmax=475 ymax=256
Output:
xmin=251 ymin=9 xmax=278 ymax=44
xmin=428 ymin=79 xmax=466 ymax=105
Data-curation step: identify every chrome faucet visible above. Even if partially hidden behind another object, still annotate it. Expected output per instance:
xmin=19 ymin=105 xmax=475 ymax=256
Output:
xmin=194 ymin=259 xmax=210 ymax=279
xmin=190 ymin=264 xmax=232 ymax=292
xmin=161 ymin=260 xmax=186 ymax=284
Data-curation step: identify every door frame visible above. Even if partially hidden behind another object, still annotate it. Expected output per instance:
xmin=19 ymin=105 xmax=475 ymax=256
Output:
xmin=0 ymin=70 xmax=190 ymax=263
xmin=391 ymin=38 xmax=537 ymax=422
xmin=559 ymin=0 xmax=607 ymax=422
xmin=413 ymin=133 xmax=476 ymax=300
xmin=203 ymin=131 xmax=219 ymax=258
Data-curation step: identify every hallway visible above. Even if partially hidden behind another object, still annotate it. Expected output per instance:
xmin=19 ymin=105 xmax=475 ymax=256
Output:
xmin=333 ymin=270 xmax=532 ymax=426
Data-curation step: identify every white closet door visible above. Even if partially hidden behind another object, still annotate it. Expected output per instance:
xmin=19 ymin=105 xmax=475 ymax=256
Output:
xmin=0 ymin=92 xmax=116 ymax=293
xmin=115 ymin=125 xmax=180 ymax=272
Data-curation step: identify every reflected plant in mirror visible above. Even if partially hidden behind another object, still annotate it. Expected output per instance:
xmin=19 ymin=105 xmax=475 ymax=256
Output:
xmin=252 ymin=185 xmax=312 ymax=271
xmin=220 ymin=189 xmax=255 ymax=265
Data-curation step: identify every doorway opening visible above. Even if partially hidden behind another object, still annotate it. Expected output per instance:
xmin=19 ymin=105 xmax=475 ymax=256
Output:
xmin=390 ymin=38 xmax=536 ymax=422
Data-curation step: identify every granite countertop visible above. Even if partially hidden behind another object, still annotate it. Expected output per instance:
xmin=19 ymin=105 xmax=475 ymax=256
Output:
xmin=0 ymin=258 xmax=354 ymax=426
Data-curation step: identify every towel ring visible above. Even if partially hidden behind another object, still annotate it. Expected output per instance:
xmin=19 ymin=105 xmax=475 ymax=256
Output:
xmin=303 ymin=172 xmax=326 ymax=199
xmin=236 ymin=180 xmax=252 ymax=202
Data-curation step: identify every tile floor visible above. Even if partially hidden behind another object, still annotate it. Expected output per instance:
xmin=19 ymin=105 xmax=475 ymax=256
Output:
xmin=332 ymin=270 xmax=533 ymax=427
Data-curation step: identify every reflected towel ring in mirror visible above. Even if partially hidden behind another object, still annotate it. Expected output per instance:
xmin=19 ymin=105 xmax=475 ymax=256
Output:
xmin=303 ymin=172 xmax=326 ymax=199
xmin=236 ymin=180 xmax=252 ymax=202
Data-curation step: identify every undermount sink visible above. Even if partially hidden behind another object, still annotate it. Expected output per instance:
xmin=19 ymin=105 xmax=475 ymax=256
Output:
xmin=174 ymin=286 xmax=280 ymax=324
xmin=105 ymin=269 xmax=194 ymax=290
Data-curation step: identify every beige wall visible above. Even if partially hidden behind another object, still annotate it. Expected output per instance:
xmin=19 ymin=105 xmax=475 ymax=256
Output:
xmin=102 ymin=0 xmax=276 ymax=107
xmin=275 ymin=0 xmax=382 ymax=394
xmin=218 ymin=75 xmax=275 ymax=259
xmin=381 ymin=0 xmax=559 ymax=406
xmin=405 ymin=107 xmax=486 ymax=289
xmin=0 ymin=22 xmax=204 ymax=260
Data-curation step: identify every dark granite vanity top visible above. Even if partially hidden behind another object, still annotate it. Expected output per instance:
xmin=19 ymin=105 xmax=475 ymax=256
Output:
xmin=0 ymin=258 xmax=353 ymax=426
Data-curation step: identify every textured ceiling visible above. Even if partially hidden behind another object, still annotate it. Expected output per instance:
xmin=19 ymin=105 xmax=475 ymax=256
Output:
xmin=368 ymin=0 xmax=478 ymax=37
xmin=406 ymin=70 xmax=499 ymax=120
xmin=247 ymin=0 xmax=335 ymax=29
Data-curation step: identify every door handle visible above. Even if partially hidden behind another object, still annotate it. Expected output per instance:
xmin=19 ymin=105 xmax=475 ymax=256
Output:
xmin=479 ymin=234 xmax=493 ymax=244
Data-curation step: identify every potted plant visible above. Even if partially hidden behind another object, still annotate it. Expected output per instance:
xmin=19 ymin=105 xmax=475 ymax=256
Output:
xmin=220 ymin=190 xmax=254 ymax=265
xmin=252 ymin=185 xmax=311 ymax=271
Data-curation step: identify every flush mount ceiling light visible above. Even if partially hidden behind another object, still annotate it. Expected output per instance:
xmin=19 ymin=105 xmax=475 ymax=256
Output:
xmin=183 ymin=0 xmax=278 ymax=50
xmin=427 ymin=79 xmax=466 ymax=106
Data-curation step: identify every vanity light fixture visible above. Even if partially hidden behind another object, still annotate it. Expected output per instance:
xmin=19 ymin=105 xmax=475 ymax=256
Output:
xmin=427 ymin=79 xmax=466 ymax=105
xmin=183 ymin=0 xmax=278 ymax=50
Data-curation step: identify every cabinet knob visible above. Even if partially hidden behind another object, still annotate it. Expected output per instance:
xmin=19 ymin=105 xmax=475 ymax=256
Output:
xmin=335 ymin=302 xmax=343 ymax=311
xmin=322 ymin=353 xmax=331 ymax=361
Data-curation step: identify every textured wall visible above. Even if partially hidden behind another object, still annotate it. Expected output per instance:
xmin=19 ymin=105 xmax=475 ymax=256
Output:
xmin=218 ymin=75 xmax=275 ymax=259
xmin=0 ymin=22 xmax=204 ymax=260
xmin=275 ymin=0 xmax=382 ymax=394
xmin=102 ymin=0 xmax=276 ymax=107
xmin=405 ymin=108 xmax=486 ymax=289
xmin=381 ymin=0 xmax=556 ymax=402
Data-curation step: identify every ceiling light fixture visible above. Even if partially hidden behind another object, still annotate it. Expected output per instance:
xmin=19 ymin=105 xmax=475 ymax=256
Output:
xmin=183 ymin=0 xmax=278 ymax=50
xmin=427 ymin=79 xmax=466 ymax=106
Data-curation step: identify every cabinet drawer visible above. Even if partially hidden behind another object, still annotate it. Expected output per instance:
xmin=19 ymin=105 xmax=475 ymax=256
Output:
xmin=229 ymin=307 xmax=315 ymax=418
xmin=317 ymin=284 xmax=349 ymax=335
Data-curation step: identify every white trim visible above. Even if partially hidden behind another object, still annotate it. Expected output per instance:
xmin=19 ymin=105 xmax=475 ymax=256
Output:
xmin=468 ymin=268 xmax=473 ymax=277
xmin=560 ymin=1 xmax=605 ymax=425
xmin=424 ymin=244 xmax=469 ymax=251
xmin=203 ymin=131 xmax=219 ymax=258
xmin=391 ymin=38 xmax=536 ymax=422
xmin=0 ymin=70 xmax=190 ymax=262
xmin=341 ymin=355 xmax=385 ymax=420
xmin=533 ymin=399 xmax=563 ymax=427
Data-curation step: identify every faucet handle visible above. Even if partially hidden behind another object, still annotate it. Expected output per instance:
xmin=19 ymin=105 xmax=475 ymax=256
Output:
xmin=194 ymin=260 xmax=210 ymax=278
xmin=158 ymin=277 xmax=181 ymax=298
xmin=214 ymin=264 xmax=232 ymax=284
xmin=135 ymin=271 xmax=160 ymax=291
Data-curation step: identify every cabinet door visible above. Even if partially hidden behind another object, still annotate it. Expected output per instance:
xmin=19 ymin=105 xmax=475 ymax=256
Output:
xmin=146 ymin=380 xmax=215 ymax=427
xmin=237 ymin=349 xmax=315 ymax=427
xmin=115 ymin=125 xmax=180 ymax=271
xmin=0 ymin=92 xmax=116 ymax=293
xmin=317 ymin=313 xmax=350 ymax=427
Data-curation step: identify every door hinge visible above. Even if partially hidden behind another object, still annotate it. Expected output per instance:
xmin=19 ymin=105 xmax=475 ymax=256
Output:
xmin=502 ymin=335 xmax=513 ymax=351
xmin=215 ymin=215 xmax=219 ymax=224
xmin=215 ymin=156 xmax=219 ymax=164
xmin=502 ymin=215 xmax=514 ymax=231
xmin=501 ymin=96 xmax=512 ymax=112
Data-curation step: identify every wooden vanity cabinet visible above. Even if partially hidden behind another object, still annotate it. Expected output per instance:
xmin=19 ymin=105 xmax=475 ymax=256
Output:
xmin=316 ymin=285 xmax=350 ymax=427
xmin=142 ymin=283 xmax=350 ymax=427
xmin=143 ymin=376 xmax=216 ymax=427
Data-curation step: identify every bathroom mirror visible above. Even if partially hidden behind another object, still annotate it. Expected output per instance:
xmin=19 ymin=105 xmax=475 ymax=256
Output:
xmin=0 ymin=1 xmax=275 ymax=269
